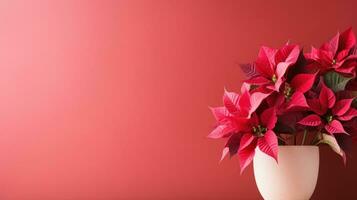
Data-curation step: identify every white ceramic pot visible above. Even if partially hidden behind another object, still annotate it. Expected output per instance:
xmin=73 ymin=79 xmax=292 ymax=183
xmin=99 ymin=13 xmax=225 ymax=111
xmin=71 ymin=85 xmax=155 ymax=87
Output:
xmin=253 ymin=146 xmax=319 ymax=200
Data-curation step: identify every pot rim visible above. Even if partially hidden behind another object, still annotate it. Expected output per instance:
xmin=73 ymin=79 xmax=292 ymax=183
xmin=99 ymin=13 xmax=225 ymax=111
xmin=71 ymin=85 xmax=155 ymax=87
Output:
xmin=277 ymin=145 xmax=319 ymax=149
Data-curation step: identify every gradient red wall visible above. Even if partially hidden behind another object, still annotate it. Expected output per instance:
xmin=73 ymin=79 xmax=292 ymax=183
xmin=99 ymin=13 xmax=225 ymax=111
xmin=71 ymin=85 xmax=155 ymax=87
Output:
xmin=0 ymin=0 xmax=356 ymax=199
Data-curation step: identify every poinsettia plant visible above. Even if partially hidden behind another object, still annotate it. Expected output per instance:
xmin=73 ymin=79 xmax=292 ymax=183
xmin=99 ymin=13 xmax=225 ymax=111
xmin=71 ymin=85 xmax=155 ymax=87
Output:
xmin=209 ymin=28 xmax=357 ymax=173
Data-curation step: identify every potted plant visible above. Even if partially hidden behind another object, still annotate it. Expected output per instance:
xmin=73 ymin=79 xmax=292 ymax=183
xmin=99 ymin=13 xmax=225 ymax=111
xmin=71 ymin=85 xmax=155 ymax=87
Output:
xmin=208 ymin=28 xmax=357 ymax=200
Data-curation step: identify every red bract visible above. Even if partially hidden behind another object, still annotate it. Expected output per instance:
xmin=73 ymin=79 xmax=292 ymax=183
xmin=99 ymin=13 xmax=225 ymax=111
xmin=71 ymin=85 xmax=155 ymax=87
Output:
xmin=298 ymin=81 xmax=357 ymax=134
xmin=208 ymin=86 xmax=272 ymax=139
xmin=237 ymin=108 xmax=278 ymax=173
xmin=268 ymin=72 xmax=317 ymax=115
xmin=306 ymin=28 xmax=357 ymax=76
xmin=208 ymin=90 xmax=247 ymax=140
xmin=208 ymin=87 xmax=272 ymax=160
xmin=245 ymin=45 xmax=300 ymax=92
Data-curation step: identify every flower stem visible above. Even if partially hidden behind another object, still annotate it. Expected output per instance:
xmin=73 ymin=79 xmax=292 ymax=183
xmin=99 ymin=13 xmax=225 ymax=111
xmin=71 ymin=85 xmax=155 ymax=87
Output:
xmin=301 ymin=129 xmax=307 ymax=145
xmin=311 ymin=131 xmax=322 ymax=145
xmin=277 ymin=135 xmax=287 ymax=144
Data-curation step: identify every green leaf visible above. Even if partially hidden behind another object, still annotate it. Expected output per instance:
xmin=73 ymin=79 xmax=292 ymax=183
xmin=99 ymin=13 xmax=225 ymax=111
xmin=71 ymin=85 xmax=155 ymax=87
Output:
xmin=324 ymin=71 xmax=352 ymax=92
xmin=317 ymin=134 xmax=346 ymax=163
xmin=352 ymin=91 xmax=357 ymax=108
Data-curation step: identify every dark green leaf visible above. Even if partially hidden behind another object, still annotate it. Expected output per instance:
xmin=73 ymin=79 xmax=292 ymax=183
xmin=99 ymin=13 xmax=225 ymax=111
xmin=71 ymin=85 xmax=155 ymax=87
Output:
xmin=324 ymin=71 xmax=352 ymax=92
xmin=317 ymin=134 xmax=345 ymax=159
xmin=352 ymin=91 xmax=357 ymax=108
xmin=353 ymin=98 xmax=357 ymax=108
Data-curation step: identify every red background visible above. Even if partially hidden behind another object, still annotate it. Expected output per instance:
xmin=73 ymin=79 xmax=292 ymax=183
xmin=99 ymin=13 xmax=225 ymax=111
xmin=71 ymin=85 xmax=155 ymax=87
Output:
xmin=0 ymin=0 xmax=356 ymax=199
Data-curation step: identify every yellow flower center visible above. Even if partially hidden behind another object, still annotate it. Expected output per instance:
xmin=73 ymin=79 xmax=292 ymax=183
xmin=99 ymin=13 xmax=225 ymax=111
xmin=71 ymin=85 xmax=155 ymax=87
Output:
xmin=284 ymin=84 xmax=293 ymax=100
xmin=326 ymin=115 xmax=333 ymax=123
xmin=253 ymin=125 xmax=267 ymax=137
xmin=272 ymin=74 xmax=277 ymax=83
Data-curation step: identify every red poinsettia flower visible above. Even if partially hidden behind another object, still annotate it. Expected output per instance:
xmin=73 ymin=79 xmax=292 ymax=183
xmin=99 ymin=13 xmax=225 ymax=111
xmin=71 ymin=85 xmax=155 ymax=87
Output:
xmin=245 ymin=45 xmax=300 ymax=92
xmin=306 ymin=28 xmax=357 ymax=76
xmin=237 ymin=107 xmax=278 ymax=173
xmin=298 ymin=81 xmax=357 ymax=134
xmin=268 ymin=72 xmax=317 ymax=115
xmin=208 ymin=90 xmax=248 ymax=140
xmin=208 ymin=86 xmax=272 ymax=161
xmin=209 ymin=85 xmax=272 ymax=139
